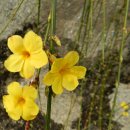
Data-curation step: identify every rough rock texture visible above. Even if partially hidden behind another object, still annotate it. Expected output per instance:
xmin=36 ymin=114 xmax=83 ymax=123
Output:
xmin=0 ymin=0 xmax=130 ymax=130
xmin=109 ymin=83 xmax=130 ymax=130
xmin=0 ymin=0 xmax=37 ymax=40
xmin=0 ymin=0 xmax=83 ymax=40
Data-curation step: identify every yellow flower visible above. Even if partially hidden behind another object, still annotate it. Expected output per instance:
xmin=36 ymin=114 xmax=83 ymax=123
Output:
xmin=122 ymin=111 xmax=129 ymax=117
xmin=3 ymin=82 xmax=39 ymax=121
xmin=120 ymin=102 xmax=129 ymax=110
xmin=43 ymin=51 xmax=86 ymax=94
xmin=4 ymin=31 xmax=48 ymax=79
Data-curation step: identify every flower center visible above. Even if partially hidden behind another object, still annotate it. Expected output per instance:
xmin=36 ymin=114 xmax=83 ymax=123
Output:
xmin=22 ymin=51 xmax=30 ymax=59
xmin=59 ymin=68 xmax=66 ymax=75
xmin=18 ymin=97 xmax=25 ymax=106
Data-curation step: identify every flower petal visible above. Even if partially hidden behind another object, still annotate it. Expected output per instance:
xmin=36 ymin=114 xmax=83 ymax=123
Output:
xmin=7 ymin=105 xmax=22 ymax=120
xmin=7 ymin=82 xmax=22 ymax=96
xmin=23 ymin=31 xmax=43 ymax=53
xmin=52 ymin=76 xmax=63 ymax=94
xmin=8 ymin=35 xmax=25 ymax=53
xmin=51 ymin=58 xmax=66 ymax=73
xmin=20 ymin=59 xmax=35 ymax=79
xmin=22 ymin=99 xmax=39 ymax=121
xmin=43 ymin=72 xmax=59 ymax=86
xmin=4 ymin=54 xmax=24 ymax=72
xmin=30 ymin=50 xmax=48 ymax=68
xmin=3 ymin=95 xmax=22 ymax=120
xmin=70 ymin=66 xmax=86 ymax=79
xmin=23 ymin=86 xmax=37 ymax=100
xmin=3 ymin=95 xmax=17 ymax=112
xmin=62 ymin=74 xmax=79 ymax=91
xmin=64 ymin=51 xmax=79 ymax=67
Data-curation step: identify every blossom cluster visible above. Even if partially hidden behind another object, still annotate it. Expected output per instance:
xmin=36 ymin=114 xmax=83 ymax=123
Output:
xmin=3 ymin=30 xmax=86 ymax=121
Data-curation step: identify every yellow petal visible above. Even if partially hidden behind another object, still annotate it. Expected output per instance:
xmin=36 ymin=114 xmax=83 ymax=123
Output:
xmin=23 ymin=31 xmax=43 ymax=53
xmin=52 ymin=76 xmax=63 ymax=94
xmin=3 ymin=95 xmax=17 ymax=112
xmin=4 ymin=54 xmax=24 ymax=72
xmin=23 ymin=86 xmax=37 ymax=100
xmin=30 ymin=50 xmax=48 ymax=68
xmin=22 ymin=99 xmax=39 ymax=121
xmin=20 ymin=59 xmax=35 ymax=79
xmin=62 ymin=74 xmax=79 ymax=91
xmin=43 ymin=72 xmax=59 ymax=86
xmin=70 ymin=66 xmax=86 ymax=79
xmin=64 ymin=51 xmax=79 ymax=67
xmin=51 ymin=58 xmax=66 ymax=73
xmin=3 ymin=95 xmax=22 ymax=120
xmin=7 ymin=82 xmax=22 ymax=96
xmin=7 ymin=105 xmax=23 ymax=120
xmin=8 ymin=35 xmax=25 ymax=53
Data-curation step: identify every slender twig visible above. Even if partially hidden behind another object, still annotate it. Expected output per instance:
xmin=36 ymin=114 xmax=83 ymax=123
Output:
xmin=101 ymin=0 xmax=106 ymax=63
xmin=80 ymin=0 xmax=91 ymax=53
xmin=86 ymin=79 xmax=99 ymax=130
xmin=36 ymin=0 xmax=42 ymax=112
xmin=76 ymin=0 xmax=87 ymax=43
xmin=89 ymin=0 xmax=93 ymax=39
xmin=83 ymin=0 xmax=93 ymax=56
xmin=45 ymin=87 xmax=53 ymax=130
xmin=50 ymin=0 xmax=56 ymax=52
xmin=98 ymin=77 xmax=106 ymax=130
xmin=98 ymin=1 xmax=106 ymax=129
xmin=37 ymin=0 xmax=41 ymax=32
xmin=108 ymin=0 xmax=129 ymax=129
xmin=44 ymin=15 xmax=51 ymax=45
xmin=45 ymin=0 xmax=56 ymax=130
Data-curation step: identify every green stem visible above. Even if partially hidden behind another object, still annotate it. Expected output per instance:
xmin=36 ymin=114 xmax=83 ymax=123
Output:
xmin=76 ymin=0 xmax=87 ymax=43
xmin=102 ymin=0 xmax=106 ymax=63
xmin=37 ymin=0 xmax=41 ymax=32
xmin=98 ymin=2 xmax=106 ymax=127
xmin=108 ymin=0 xmax=129 ymax=130
xmin=45 ymin=0 xmax=56 ymax=129
xmin=84 ymin=78 xmax=99 ymax=130
xmin=50 ymin=0 xmax=56 ymax=52
xmin=98 ymin=78 xmax=105 ymax=130
xmin=36 ymin=0 xmax=42 ymax=110
xmin=90 ymin=0 xmax=93 ymax=39
xmin=44 ymin=20 xmax=51 ymax=46
xmin=46 ymin=88 xmax=53 ymax=130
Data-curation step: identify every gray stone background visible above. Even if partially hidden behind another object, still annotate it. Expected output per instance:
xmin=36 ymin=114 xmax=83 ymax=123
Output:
xmin=0 ymin=0 xmax=130 ymax=130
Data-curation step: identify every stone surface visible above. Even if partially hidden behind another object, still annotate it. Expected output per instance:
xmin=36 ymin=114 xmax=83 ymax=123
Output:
xmin=0 ymin=0 xmax=83 ymax=40
xmin=0 ymin=0 xmax=130 ymax=130
xmin=109 ymin=83 xmax=130 ymax=130
xmin=0 ymin=0 xmax=37 ymax=40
